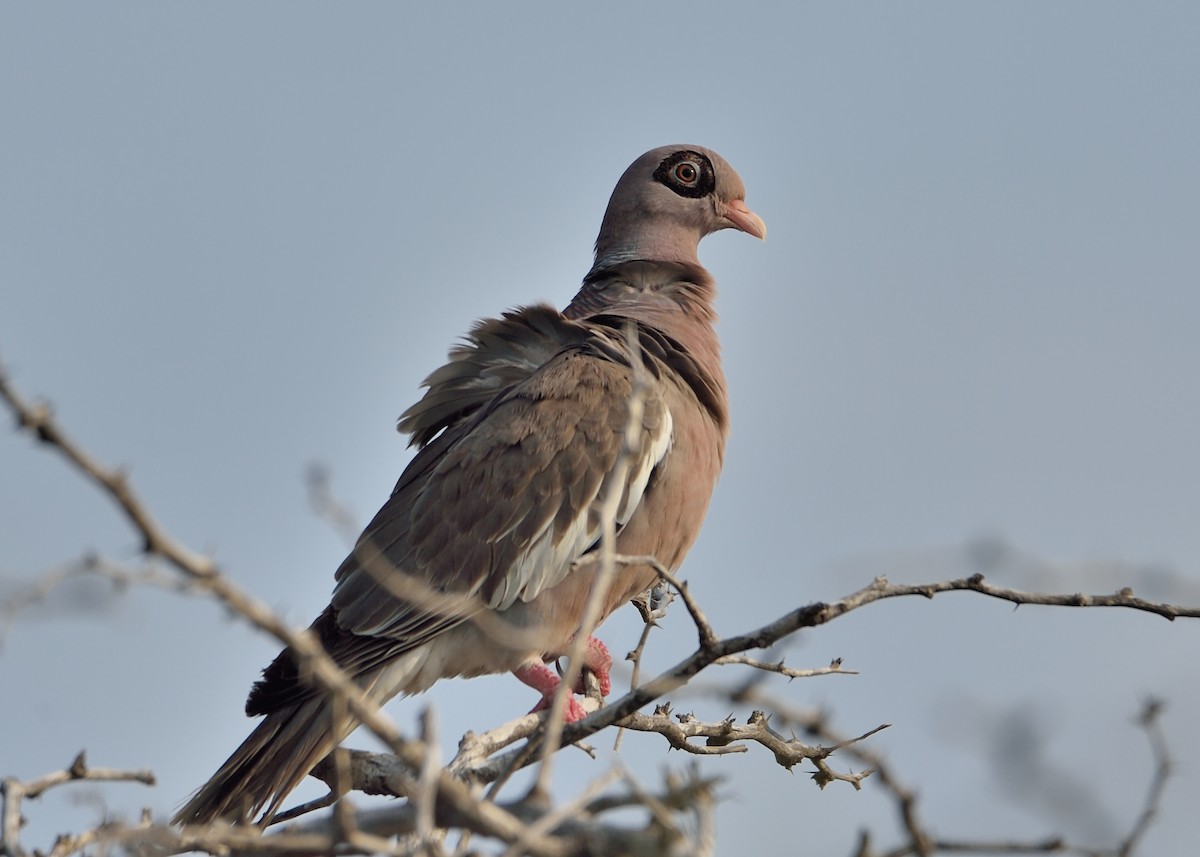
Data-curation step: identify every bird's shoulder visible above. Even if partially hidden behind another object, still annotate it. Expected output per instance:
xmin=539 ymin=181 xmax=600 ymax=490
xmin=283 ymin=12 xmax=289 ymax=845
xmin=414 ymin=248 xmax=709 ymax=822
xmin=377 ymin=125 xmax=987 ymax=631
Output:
xmin=397 ymin=304 xmax=598 ymax=449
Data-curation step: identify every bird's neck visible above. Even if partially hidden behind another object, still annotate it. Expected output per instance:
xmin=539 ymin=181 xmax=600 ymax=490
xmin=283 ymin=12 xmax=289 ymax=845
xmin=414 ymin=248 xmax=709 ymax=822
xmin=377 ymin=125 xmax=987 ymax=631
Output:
xmin=592 ymin=219 xmax=703 ymax=272
xmin=567 ymin=259 xmax=717 ymax=322
xmin=564 ymin=260 xmax=726 ymax=424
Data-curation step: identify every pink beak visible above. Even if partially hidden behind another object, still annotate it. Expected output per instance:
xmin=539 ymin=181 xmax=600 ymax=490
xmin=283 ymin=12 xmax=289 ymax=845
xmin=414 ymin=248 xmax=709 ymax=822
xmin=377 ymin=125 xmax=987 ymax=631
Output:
xmin=723 ymin=198 xmax=767 ymax=240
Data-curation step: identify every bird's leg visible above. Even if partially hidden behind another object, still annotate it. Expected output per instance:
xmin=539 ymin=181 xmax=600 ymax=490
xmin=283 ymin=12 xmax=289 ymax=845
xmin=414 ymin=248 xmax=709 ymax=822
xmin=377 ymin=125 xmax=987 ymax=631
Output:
xmin=513 ymin=662 xmax=587 ymax=723
xmin=512 ymin=636 xmax=612 ymax=722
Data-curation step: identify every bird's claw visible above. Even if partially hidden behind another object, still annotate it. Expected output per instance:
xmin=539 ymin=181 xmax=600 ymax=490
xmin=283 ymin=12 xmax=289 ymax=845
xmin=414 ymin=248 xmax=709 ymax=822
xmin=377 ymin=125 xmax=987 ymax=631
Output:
xmin=529 ymin=693 xmax=589 ymax=723
xmin=574 ymin=636 xmax=612 ymax=697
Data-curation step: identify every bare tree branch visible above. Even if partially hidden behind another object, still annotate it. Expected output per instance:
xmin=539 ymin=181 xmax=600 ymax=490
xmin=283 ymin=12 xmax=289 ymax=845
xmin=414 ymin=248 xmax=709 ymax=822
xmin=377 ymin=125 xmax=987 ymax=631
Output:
xmin=3 ymin=357 xmax=1196 ymax=857
xmin=712 ymin=654 xmax=855 ymax=679
xmin=1111 ymin=698 xmax=1171 ymax=857
xmin=0 ymin=362 xmax=552 ymax=851
xmin=1 ymin=752 xmax=155 ymax=857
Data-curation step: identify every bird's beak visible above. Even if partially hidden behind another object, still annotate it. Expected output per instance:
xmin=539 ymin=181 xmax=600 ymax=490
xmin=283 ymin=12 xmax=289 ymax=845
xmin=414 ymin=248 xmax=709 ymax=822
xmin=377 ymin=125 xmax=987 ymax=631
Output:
xmin=723 ymin=198 xmax=767 ymax=240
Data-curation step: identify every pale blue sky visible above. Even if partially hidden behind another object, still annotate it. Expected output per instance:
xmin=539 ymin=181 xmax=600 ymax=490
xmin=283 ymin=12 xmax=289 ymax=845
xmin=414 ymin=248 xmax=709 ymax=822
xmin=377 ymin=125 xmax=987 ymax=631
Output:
xmin=3 ymin=3 xmax=1199 ymax=853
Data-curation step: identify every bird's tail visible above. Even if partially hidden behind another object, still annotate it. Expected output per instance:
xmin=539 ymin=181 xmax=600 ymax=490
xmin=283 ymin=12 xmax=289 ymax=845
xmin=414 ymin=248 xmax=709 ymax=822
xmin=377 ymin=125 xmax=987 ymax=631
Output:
xmin=171 ymin=696 xmax=348 ymax=827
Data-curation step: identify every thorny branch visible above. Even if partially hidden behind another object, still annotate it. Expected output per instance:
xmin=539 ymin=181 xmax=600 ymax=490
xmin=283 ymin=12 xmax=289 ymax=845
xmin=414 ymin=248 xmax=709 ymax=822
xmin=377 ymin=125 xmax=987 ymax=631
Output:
xmin=613 ymin=584 xmax=674 ymax=751
xmin=1 ymin=753 xmax=155 ymax=857
xmin=721 ymin=685 xmax=1175 ymax=857
xmin=0 ymin=368 xmax=562 ymax=850
xmin=2 ymin=359 xmax=1198 ymax=857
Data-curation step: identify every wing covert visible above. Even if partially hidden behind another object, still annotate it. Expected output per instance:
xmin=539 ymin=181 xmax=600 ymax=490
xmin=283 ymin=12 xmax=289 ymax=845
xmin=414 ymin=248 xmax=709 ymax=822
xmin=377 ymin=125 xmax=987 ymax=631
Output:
xmin=330 ymin=313 xmax=673 ymax=653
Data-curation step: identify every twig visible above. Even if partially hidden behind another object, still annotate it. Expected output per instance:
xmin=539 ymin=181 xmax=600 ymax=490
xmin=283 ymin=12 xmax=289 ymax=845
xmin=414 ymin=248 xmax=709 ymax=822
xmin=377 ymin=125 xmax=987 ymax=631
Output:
xmin=880 ymin=576 xmax=1200 ymax=621
xmin=1115 ymin=698 xmax=1170 ymax=857
xmin=531 ymin=321 xmax=651 ymax=799
xmin=1 ymin=752 xmax=155 ymax=857
xmin=304 ymin=462 xmax=360 ymax=547
xmin=543 ymin=573 xmax=1200 ymax=755
xmin=712 ymin=654 xmax=855 ymax=680
xmin=499 ymin=769 xmax=620 ymax=857
xmin=588 ymin=553 xmax=717 ymax=650
xmin=415 ymin=707 xmax=443 ymax=854
xmin=615 ymin=586 xmax=671 ymax=751
xmin=0 ymin=360 xmax=539 ymax=850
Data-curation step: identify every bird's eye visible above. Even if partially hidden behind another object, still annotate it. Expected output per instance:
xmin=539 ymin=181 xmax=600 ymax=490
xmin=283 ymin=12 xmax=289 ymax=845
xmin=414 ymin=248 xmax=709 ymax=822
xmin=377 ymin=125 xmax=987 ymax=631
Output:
xmin=673 ymin=162 xmax=699 ymax=185
xmin=653 ymin=150 xmax=714 ymax=198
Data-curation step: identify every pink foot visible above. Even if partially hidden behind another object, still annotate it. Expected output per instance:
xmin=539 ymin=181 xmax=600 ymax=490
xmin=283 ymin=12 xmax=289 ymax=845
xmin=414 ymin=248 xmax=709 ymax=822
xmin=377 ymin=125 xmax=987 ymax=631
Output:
xmin=513 ymin=662 xmax=588 ymax=722
xmin=575 ymin=636 xmax=612 ymax=697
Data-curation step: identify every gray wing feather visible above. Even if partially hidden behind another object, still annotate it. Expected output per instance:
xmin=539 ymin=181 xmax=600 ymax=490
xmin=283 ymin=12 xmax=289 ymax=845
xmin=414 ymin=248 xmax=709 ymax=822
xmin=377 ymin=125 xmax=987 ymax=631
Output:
xmin=398 ymin=304 xmax=573 ymax=447
xmin=331 ymin=308 xmax=672 ymax=647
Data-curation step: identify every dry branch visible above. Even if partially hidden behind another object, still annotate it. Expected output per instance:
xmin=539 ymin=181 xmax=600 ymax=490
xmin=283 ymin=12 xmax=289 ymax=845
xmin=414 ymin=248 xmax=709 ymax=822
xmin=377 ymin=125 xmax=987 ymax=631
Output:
xmin=3 ymin=358 xmax=1198 ymax=857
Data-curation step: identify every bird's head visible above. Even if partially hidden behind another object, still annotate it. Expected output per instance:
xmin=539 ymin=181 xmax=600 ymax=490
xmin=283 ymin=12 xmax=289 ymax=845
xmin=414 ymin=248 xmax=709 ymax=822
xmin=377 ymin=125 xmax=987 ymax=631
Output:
xmin=592 ymin=145 xmax=766 ymax=273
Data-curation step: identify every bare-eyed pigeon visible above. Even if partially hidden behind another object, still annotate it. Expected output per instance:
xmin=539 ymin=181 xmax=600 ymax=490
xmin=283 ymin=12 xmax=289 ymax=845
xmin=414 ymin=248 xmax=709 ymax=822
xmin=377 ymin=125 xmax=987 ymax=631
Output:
xmin=173 ymin=144 xmax=766 ymax=826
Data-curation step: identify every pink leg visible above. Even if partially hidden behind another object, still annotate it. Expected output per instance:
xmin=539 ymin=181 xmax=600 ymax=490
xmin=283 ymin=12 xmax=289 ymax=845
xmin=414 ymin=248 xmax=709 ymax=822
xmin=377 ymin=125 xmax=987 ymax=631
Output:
xmin=513 ymin=662 xmax=587 ymax=723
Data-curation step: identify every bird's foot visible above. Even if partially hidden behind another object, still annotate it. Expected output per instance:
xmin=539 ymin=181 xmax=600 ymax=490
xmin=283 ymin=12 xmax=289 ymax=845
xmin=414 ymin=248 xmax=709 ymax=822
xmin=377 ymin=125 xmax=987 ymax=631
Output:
xmin=513 ymin=662 xmax=589 ymax=723
xmin=573 ymin=636 xmax=612 ymax=697
xmin=531 ymin=692 xmax=589 ymax=723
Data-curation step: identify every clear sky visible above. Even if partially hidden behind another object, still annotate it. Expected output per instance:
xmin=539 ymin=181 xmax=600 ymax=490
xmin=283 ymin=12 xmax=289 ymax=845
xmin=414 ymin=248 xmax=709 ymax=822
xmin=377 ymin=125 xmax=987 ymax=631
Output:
xmin=3 ymin=2 xmax=1199 ymax=853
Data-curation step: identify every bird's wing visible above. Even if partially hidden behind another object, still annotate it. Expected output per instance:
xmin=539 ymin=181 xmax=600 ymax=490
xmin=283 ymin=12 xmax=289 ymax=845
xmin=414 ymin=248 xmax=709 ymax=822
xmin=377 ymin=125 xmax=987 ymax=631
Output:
xmin=397 ymin=304 xmax=578 ymax=448
xmin=247 ymin=308 xmax=674 ymax=715
xmin=334 ymin=311 xmax=671 ymax=634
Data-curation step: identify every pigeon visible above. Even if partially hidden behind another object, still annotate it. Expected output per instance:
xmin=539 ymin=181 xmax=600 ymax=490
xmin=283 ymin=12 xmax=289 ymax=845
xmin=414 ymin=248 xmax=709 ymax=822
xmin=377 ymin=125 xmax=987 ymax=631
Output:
xmin=173 ymin=144 xmax=765 ymax=826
